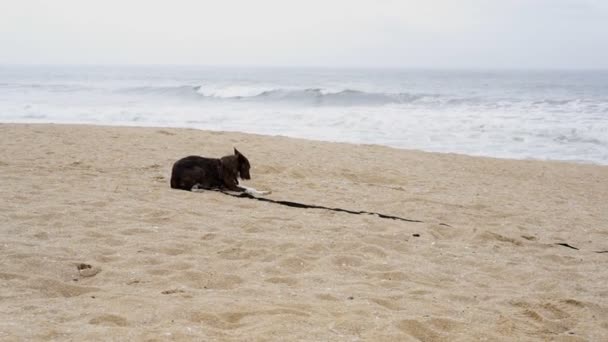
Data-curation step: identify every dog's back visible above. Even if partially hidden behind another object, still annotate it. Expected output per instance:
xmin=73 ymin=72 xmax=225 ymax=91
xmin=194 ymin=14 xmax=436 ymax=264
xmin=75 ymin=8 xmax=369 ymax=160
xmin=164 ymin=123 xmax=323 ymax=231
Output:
xmin=170 ymin=155 xmax=223 ymax=191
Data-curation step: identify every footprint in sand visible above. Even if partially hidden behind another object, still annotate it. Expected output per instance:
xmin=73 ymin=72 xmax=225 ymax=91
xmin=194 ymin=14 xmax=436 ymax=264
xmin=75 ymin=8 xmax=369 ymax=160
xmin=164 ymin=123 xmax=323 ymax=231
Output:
xmin=89 ymin=314 xmax=128 ymax=327
xmin=397 ymin=318 xmax=465 ymax=341
xmin=77 ymin=263 xmax=101 ymax=278
xmin=370 ymin=297 xmax=404 ymax=311
xmin=510 ymin=299 xmax=582 ymax=335
xmin=30 ymin=278 xmax=99 ymax=298
xmin=161 ymin=289 xmax=186 ymax=295
xmin=476 ymin=231 xmax=523 ymax=247
xmin=264 ymin=277 xmax=298 ymax=286
xmin=173 ymin=271 xmax=244 ymax=290
xmin=316 ymin=293 xmax=339 ymax=301
xmin=187 ymin=309 xmax=309 ymax=330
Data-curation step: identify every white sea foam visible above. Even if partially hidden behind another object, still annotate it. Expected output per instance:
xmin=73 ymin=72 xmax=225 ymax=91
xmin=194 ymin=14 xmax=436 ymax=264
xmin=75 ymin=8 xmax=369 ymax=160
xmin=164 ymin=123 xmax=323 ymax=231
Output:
xmin=1 ymin=66 xmax=607 ymax=164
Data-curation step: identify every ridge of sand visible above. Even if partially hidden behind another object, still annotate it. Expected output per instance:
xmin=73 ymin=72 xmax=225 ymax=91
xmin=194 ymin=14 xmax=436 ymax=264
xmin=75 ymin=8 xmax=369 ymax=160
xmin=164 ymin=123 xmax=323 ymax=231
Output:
xmin=1 ymin=123 xmax=607 ymax=341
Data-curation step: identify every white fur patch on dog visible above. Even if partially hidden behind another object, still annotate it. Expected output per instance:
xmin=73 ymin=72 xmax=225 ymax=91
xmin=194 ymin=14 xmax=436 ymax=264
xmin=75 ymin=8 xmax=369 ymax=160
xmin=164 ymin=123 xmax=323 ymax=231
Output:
xmin=241 ymin=185 xmax=272 ymax=196
xmin=190 ymin=183 xmax=271 ymax=196
xmin=191 ymin=184 xmax=206 ymax=192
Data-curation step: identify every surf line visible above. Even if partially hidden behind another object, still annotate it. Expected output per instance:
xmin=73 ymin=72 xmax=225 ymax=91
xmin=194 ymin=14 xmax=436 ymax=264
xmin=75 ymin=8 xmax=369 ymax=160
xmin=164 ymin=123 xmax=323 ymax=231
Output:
xmin=220 ymin=191 xmax=424 ymax=223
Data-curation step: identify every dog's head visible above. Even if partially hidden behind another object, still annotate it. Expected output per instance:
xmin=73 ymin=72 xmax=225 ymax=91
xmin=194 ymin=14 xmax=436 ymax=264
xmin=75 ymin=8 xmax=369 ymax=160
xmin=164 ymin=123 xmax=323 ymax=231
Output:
xmin=234 ymin=148 xmax=251 ymax=180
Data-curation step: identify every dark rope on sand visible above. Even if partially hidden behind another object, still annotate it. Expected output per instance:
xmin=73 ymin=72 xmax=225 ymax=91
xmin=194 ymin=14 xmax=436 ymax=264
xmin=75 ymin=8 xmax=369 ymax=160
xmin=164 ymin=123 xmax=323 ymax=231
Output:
xmin=553 ymin=243 xmax=608 ymax=254
xmin=220 ymin=191 xmax=424 ymax=223
xmin=215 ymin=192 xmax=608 ymax=253
xmin=555 ymin=242 xmax=579 ymax=250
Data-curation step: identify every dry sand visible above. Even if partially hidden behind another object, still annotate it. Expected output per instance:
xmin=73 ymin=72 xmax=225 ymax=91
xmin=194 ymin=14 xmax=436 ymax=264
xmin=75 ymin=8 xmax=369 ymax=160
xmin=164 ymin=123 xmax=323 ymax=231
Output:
xmin=1 ymin=123 xmax=607 ymax=341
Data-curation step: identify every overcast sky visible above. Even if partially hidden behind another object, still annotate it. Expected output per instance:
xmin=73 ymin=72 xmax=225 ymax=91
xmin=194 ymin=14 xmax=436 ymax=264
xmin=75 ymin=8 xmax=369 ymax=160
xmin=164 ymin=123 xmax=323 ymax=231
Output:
xmin=1 ymin=0 xmax=607 ymax=68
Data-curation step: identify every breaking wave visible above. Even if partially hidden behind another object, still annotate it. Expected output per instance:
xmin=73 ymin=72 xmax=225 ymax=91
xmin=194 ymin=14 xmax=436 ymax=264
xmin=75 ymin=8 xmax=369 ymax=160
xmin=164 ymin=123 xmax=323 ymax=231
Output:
xmin=121 ymin=85 xmax=436 ymax=105
xmin=118 ymin=85 xmax=608 ymax=113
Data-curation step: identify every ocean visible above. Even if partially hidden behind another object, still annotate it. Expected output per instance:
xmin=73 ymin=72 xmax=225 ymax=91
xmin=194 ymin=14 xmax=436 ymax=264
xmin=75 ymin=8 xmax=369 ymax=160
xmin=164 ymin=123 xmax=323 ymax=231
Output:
xmin=1 ymin=65 xmax=607 ymax=164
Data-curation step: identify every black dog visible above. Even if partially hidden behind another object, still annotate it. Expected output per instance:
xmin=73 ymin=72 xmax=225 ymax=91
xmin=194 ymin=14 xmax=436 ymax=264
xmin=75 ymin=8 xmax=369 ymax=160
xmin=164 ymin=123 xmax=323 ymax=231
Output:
xmin=170 ymin=148 xmax=251 ymax=192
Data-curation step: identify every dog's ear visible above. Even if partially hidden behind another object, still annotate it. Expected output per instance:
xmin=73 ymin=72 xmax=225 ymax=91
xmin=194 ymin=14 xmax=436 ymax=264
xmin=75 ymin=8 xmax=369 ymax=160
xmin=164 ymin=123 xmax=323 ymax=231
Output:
xmin=234 ymin=148 xmax=241 ymax=156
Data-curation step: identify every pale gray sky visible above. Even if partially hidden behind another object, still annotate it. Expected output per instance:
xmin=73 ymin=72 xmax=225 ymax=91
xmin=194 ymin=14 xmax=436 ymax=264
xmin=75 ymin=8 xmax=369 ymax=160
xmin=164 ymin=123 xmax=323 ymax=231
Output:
xmin=1 ymin=0 xmax=607 ymax=68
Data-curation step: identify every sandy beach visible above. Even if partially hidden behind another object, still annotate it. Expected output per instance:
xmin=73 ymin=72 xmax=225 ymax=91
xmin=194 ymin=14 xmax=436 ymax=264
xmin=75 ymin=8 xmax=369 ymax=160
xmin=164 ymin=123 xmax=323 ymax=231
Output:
xmin=1 ymin=123 xmax=607 ymax=341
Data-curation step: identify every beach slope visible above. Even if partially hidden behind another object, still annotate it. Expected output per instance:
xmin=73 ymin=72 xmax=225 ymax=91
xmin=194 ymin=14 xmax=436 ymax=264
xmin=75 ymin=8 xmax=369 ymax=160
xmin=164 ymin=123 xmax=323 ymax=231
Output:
xmin=1 ymin=123 xmax=607 ymax=341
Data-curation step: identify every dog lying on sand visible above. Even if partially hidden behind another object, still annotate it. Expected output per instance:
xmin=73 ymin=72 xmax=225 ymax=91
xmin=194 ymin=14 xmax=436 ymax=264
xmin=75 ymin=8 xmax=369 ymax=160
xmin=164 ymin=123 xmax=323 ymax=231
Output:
xmin=170 ymin=148 xmax=270 ymax=196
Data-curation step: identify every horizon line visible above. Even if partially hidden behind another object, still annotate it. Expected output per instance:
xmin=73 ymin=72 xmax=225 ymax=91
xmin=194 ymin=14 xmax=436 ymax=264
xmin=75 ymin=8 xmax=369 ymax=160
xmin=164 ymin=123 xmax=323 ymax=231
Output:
xmin=2 ymin=63 xmax=608 ymax=72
